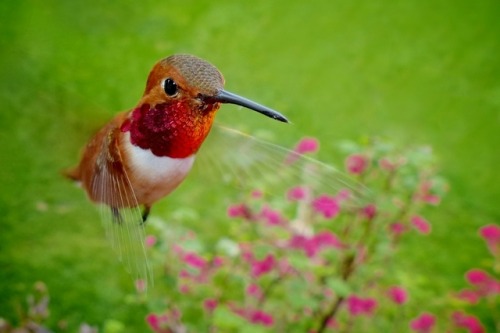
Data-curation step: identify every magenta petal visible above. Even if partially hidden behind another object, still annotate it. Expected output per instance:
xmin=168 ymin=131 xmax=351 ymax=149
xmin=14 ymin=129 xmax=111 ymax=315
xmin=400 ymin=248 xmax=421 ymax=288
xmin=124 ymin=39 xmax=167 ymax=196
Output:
xmin=312 ymin=194 xmax=340 ymax=219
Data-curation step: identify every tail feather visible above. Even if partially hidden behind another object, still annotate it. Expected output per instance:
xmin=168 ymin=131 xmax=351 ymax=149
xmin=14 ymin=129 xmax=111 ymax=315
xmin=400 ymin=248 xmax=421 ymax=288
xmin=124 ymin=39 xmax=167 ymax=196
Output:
xmin=62 ymin=166 xmax=81 ymax=182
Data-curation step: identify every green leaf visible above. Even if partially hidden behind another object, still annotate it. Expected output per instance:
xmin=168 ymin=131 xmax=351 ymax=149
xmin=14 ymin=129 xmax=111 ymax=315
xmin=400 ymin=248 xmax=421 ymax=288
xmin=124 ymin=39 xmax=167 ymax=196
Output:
xmin=326 ymin=278 xmax=351 ymax=297
xmin=213 ymin=306 xmax=248 ymax=329
xmin=102 ymin=319 xmax=125 ymax=333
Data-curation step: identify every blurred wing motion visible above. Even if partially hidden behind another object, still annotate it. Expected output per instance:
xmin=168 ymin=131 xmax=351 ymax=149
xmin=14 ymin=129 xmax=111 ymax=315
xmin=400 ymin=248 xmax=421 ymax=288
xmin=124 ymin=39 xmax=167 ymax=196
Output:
xmin=195 ymin=124 xmax=370 ymax=207
xmin=89 ymin=127 xmax=152 ymax=288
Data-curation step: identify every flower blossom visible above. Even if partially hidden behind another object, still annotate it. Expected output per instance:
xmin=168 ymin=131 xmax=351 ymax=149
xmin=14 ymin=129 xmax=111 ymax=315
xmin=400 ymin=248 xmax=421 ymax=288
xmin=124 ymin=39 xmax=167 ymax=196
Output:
xmin=411 ymin=215 xmax=432 ymax=234
xmin=452 ymin=311 xmax=484 ymax=333
xmin=289 ymin=231 xmax=343 ymax=257
xmin=361 ymin=204 xmax=377 ymax=220
xmin=203 ymin=298 xmax=218 ymax=312
xmin=183 ymin=252 xmax=207 ymax=269
xmin=246 ymin=283 xmax=263 ymax=299
xmin=415 ymin=181 xmax=441 ymax=205
xmin=227 ymin=203 xmax=252 ymax=219
xmin=387 ymin=286 xmax=408 ymax=305
xmin=249 ymin=309 xmax=274 ymax=326
xmin=312 ymin=194 xmax=340 ymax=219
xmin=295 ymin=137 xmax=319 ymax=154
xmin=286 ymin=137 xmax=319 ymax=164
xmin=346 ymin=295 xmax=377 ymax=316
xmin=259 ymin=206 xmax=285 ymax=225
xmin=287 ymin=186 xmax=308 ymax=201
xmin=409 ymin=312 xmax=436 ymax=333
xmin=345 ymin=154 xmax=368 ymax=175
xmin=389 ymin=222 xmax=407 ymax=236
xmin=456 ymin=289 xmax=480 ymax=305
xmin=251 ymin=254 xmax=276 ymax=278
xmin=145 ymin=235 xmax=157 ymax=248
xmin=146 ymin=313 xmax=169 ymax=333
xmin=479 ymin=224 xmax=500 ymax=256
xmin=465 ymin=269 xmax=500 ymax=297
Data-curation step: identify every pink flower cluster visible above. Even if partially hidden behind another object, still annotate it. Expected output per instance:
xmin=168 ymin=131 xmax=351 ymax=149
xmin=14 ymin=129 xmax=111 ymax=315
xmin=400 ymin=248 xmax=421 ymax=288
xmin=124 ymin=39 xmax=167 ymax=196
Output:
xmin=410 ymin=312 xmax=436 ymax=333
xmin=289 ymin=231 xmax=343 ymax=257
xmin=232 ymin=307 xmax=274 ymax=327
xmin=479 ymin=223 xmax=500 ymax=256
xmin=286 ymin=137 xmax=319 ymax=164
xmin=251 ymin=254 xmax=276 ymax=278
xmin=386 ymin=286 xmax=408 ymax=305
xmin=411 ymin=215 xmax=432 ymax=235
xmin=146 ymin=309 xmax=182 ymax=333
xmin=414 ymin=180 xmax=441 ymax=205
xmin=345 ymin=154 xmax=368 ymax=175
xmin=346 ymin=295 xmax=377 ymax=316
xmin=452 ymin=311 xmax=484 ymax=333
xmin=227 ymin=203 xmax=253 ymax=219
xmin=312 ymin=194 xmax=340 ymax=219
xmin=458 ymin=269 xmax=500 ymax=303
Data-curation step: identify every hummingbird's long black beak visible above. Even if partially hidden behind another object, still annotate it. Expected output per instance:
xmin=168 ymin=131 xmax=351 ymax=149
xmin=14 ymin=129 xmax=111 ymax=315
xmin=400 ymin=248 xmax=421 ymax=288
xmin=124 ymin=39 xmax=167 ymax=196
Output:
xmin=213 ymin=90 xmax=289 ymax=123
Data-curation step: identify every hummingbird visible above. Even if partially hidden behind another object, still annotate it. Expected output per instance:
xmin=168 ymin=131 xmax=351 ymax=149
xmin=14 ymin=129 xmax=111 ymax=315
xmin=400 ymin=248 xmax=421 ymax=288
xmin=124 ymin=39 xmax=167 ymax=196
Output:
xmin=66 ymin=54 xmax=289 ymax=283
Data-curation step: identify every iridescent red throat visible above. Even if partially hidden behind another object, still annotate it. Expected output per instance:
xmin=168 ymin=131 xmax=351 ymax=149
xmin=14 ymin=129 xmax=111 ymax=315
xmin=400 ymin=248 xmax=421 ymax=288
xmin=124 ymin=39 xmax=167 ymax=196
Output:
xmin=121 ymin=102 xmax=218 ymax=158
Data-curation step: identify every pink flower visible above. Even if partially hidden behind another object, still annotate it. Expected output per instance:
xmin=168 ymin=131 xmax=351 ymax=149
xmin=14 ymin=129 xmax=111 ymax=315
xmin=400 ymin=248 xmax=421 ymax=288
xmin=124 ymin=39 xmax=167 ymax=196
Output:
xmin=240 ymin=243 xmax=254 ymax=262
xmin=289 ymin=231 xmax=343 ymax=257
xmin=456 ymin=289 xmax=480 ymax=304
xmin=287 ymin=186 xmax=308 ymax=201
xmin=415 ymin=181 xmax=441 ymax=205
xmin=389 ymin=222 xmax=407 ymax=236
xmin=336 ymin=189 xmax=352 ymax=202
xmin=465 ymin=269 xmax=500 ymax=297
xmin=346 ymin=295 xmax=377 ymax=316
xmin=345 ymin=154 xmax=368 ymax=175
xmin=251 ymin=190 xmax=263 ymax=199
xmin=183 ymin=252 xmax=206 ymax=269
xmin=479 ymin=224 xmax=500 ymax=256
xmin=145 ymin=235 xmax=157 ymax=248
xmin=466 ymin=269 xmax=489 ymax=285
xmin=411 ymin=215 xmax=431 ymax=235
xmin=379 ymin=157 xmax=397 ymax=172
xmin=251 ymin=254 xmax=276 ymax=277
xmin=145 ymin=313 xmax=169 ymax=332
xmin=387 ymin=286 xmax=408 ymax=305
xmin=409 ymin=312 xmax=436 ymax=333
xmin=312 ymin=194 xmax=340 ymax=219
xmin=248 ymin=309 xmax=274 ymax=326
xmin=452 ymin=311 xmax=485 ymax=333
xmin=179 ymin=284 xmax=190 ymax=294
xmin=314 ymin=231 xmax=343 ymax=249
xmin=294 ymin=137 xmax=319 ymax=154
xmin=178 ymin=269 xmax=191 ymax=279
xmin=203 ymin=298 xmax=218 ymax=312
xmin=260 ymin=206 xmax=285 ymax=225
xmin=227 ymin=203 xmax=252 ymax=219
xmin=361 ymin=204 xmax=377 ymax=220
xmin=246 ymin=283 xmax=263 ymax=299
xmin=135 ymin=279 xmax=147 ymax=293
xmin=286 ymin=137 xmax=320 ymax=164
xmin=213 ymin=256 xmax=224 ymax=268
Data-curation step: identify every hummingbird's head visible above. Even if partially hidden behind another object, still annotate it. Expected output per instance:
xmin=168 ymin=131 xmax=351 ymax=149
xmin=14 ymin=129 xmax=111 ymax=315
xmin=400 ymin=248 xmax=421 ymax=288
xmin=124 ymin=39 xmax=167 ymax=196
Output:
xmin=142 ymin=54 xmax=289 ymax=123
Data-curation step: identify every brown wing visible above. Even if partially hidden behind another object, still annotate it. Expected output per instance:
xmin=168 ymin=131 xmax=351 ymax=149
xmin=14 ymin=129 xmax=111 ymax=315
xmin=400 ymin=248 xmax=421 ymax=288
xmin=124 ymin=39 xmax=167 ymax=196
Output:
xmin=69 ymin=113 xmax=153 ymax=288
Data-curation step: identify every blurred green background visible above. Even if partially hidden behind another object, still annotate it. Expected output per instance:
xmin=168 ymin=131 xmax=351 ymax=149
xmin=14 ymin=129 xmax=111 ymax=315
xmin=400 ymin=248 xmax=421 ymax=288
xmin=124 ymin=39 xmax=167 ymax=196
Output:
xmin=0 ymin=0 xmax=498 ymax=331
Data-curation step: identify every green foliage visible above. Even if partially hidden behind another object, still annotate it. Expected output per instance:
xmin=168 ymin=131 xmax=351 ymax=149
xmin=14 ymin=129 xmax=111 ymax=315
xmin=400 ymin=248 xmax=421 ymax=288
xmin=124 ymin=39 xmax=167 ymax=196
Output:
xmin=1 ymin=0 xmax=499 ymax=332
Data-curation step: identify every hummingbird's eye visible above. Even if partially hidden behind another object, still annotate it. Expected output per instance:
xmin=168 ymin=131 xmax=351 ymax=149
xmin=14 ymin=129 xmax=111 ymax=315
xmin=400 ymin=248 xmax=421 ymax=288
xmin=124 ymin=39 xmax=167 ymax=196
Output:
xmin=163 ymin=78 xmax=178 ymax=96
